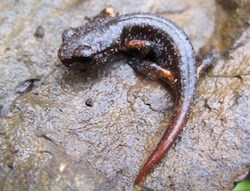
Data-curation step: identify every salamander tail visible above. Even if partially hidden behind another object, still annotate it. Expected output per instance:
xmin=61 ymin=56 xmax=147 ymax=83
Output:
xmin=134 ymin=100 xmax=190 ymax=185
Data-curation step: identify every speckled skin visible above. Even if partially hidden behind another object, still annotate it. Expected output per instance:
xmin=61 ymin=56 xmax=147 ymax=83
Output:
xmin=58 ymin=8 xmax=197 ymax=185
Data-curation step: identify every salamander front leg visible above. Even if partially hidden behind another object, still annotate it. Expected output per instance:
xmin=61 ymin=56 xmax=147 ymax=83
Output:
xmin=85 ymin=7 xmax=118 ymax=21
xmin=126 ymin=40 xmax=152 ymax=55
xmin=125 ymin=40 xmax=175 ymax=85
xmin=98 ymin=7 xmax=118 ymax=17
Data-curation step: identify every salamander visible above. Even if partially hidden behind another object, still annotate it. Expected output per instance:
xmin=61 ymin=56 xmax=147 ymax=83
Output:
xmin=58 ymin=7 xmax=214 ymax=186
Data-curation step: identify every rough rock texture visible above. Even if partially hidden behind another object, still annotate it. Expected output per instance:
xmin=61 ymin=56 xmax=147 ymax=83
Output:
xmin=0 ymin=0 xmax=249 ymax=191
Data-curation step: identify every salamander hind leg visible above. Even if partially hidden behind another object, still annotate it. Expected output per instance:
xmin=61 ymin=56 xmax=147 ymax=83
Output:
xmin=128 ymin=58 xmax=175 ymax=85
xmin=197 ymin=50 xmax=220 ymax=76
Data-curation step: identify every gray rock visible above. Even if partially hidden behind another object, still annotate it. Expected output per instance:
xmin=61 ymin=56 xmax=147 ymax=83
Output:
xmin=0 ymin=0 xmax=249 ymax=190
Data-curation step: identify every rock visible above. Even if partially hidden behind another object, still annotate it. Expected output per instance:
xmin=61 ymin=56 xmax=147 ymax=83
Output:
xmin=0 ymin=0 xmax=249 ymax=190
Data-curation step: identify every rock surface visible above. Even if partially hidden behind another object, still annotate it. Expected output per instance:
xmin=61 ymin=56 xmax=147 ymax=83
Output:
xmin=0 ymin=0 xmax=249 ymax=190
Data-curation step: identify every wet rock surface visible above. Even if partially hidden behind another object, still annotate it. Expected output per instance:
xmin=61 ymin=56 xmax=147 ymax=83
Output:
xmin=0 ymin=0 xmax=249 ymax=190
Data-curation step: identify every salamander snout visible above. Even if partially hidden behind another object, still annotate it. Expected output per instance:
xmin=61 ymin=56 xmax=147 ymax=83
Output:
xmin=58 ymin=43 xmax=94 ymax=68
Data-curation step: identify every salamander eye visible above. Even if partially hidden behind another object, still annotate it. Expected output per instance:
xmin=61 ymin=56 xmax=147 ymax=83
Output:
xmin=61 ymin=55 xmax=93 ymax=67
xmin=78 ymin=56 xmax=93 ymax=64
xmin=62 ymin=28 xmax=77 ymax=41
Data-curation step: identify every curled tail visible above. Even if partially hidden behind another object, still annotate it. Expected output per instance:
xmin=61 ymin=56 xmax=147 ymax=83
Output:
xmin=134 ymin=99 xmax=191 ymax=185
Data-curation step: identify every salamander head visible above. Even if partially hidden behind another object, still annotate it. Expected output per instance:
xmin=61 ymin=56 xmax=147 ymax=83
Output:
xmin=58 ymin=27 xmax=102 ymax=68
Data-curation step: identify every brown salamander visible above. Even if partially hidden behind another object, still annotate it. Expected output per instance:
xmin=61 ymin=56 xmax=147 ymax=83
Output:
xmin=58 ymin=7 xmax=215 ymax=186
